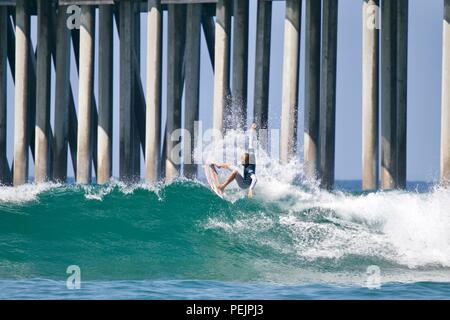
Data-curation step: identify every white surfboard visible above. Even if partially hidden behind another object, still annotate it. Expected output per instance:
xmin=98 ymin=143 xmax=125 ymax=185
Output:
xmin=204 ymin=164 xmax=224 ymax=199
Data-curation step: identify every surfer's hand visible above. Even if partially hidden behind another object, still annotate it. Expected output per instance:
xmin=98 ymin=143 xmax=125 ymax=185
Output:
xmin=248 ymin=189 xmax=253 ymax=198
xmin=250 ymin=123 xmax=257 ymax=131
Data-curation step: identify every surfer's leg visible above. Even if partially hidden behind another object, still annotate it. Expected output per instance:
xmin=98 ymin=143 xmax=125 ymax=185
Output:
xmin=235 ymin=174 xmax=249 ymax=190
xmin=218 ymin=169 xmax=238 ymax=192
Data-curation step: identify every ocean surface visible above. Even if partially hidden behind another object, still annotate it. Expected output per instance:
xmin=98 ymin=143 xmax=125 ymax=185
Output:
xmin=0 ymin=176 xmax=448 ymax=300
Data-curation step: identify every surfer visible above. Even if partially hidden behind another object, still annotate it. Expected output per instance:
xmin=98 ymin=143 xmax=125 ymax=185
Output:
xmin=211 ymin=123 xmax=258 ymax=198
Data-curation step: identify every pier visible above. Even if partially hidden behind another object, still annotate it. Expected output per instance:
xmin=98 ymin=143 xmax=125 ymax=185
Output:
xmin=0 ymin=0 xmax=448 ymax=189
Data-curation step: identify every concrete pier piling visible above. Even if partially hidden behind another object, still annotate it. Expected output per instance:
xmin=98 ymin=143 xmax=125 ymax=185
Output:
xmin=76 ymin=6 xmax=95 ymax=184
xmin=319 ymin=0 xmax=338 ymax=190
xmin=213 ymin=0 xmax=231 ymax=135
xmin=14 ymin=0 xmax=31 ymax=186
xmin=184 ymin=4 xmax=201 ymax=179
xmin=381 ymin=0 xmax=408 ymax=190
xmin=396 ymin=0 xmax=408 ymax=190
xmin=97 ymin=5 xmax=114 ymax=184
xmin=119 ymin=0 xmax=134 ymax=182
xmin=442 ymin=0 xmax=450 ymax=184
xmin=362 ymin=0 xmax=379 ymax=190
xmin=8 ymin=11 xmax=37 ymax=163
xmin=165 ymin=4 xmax=186 ymax=182
xmin=112 ymin=10 xmax=146 ymax=165
xmin=48 ymin=11 xmax=79 ymax=178
xmin=53 ymin=5 xmax=71 ymax=182
xmin=132 ymin=2 xmax=141 ymax=182
xmin=0 ymin=7 xmax=11 ymax=185
xmin=232 ymin=0 xmax=249 ymax=130
xmin=145 ymin=0 xmax=162 ymax=183
xmin=304 ymin=0 xmax=321 ymax=180
xmin=381 ymin=0 xmax=397 ymax=189
xmin=253 ymin=0 xmax=272 ymax=149
xmin=35 ymin=0 xmax=52 ymax=183
xmin=280 ymin=0 xmax=301 ymax=164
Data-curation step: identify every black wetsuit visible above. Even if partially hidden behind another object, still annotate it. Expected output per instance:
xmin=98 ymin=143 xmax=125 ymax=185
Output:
xmin=235 ymin=151 xmax=256 ymax=190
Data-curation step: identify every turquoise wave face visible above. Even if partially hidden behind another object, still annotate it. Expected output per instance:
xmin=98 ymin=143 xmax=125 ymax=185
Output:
xmin=0 ymin=181 xmax=449 ymax=285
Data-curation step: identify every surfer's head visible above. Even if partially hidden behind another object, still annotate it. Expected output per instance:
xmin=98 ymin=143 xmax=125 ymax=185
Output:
xmin=241 ymin=153 xmax=249 ymax=165
xmin=241 ymin=153 xmax=255 ymax=166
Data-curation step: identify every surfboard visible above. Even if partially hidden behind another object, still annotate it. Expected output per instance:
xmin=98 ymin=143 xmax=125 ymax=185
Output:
xmin=204 ymin=164 xmax=224 ymax=199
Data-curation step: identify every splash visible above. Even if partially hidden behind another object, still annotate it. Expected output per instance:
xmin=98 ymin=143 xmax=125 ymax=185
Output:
xmin=0 ymin=182 xmax=61 ymax=204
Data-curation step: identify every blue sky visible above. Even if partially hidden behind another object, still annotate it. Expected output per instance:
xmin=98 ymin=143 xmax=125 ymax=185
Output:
xmin=4 ymin=0 xmax=445 ymax=181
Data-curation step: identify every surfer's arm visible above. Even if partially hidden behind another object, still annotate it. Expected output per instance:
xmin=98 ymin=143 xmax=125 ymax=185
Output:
xmin=247 ymin=174 xmax=258 ymax=198
xmin=213 ymin=163 xmax=231 ymax=169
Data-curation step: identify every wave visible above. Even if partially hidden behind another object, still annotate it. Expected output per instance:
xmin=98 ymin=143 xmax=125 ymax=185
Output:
xmin=0 ymin=131 xmax=447 ymax=284
xmin=0 ymin=177 xmax=449 ymax=284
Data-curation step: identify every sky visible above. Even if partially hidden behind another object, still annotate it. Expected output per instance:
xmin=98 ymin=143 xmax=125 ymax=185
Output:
xmin=4 ymin=0 xmax=446 ymax=182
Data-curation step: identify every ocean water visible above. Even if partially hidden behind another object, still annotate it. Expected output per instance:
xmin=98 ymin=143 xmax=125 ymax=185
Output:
xmin=0 ymin=131 xmax=448 ymax=299
xmin=0 ymin=179 xmax=449 ymax=300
